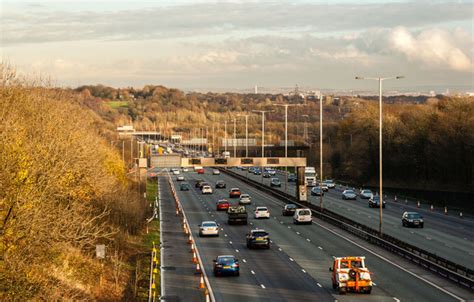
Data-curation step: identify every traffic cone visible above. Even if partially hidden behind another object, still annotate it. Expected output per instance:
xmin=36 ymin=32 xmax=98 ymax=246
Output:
xmin=405 ymin=199 xmax=408 ymax=205
xmin=394 ymin=195 xmax=397 ymax=202
xmin=417 ymin=201 xmax=420 ymax=208
xmin=188 ymin=234 xmax=193 ymax=244
xmin=459 ymin=212 xmax=463 ymax=219
xmin=430 ymin=204 xmax=434 ymax=211
xmin=195 ymin=263 xmax=202 ymax=274
xmin=192 ymin=252 xmax=198 ymax=263
xmin=199 ymin=274 xmax=205 ymax=289
xmin=191 ymin=242 xmax=195 ymax=252
xmin=444 ymin=206 xmax=448 ymax=215
xmin=205 ymin=289 xmax=210 ymax=302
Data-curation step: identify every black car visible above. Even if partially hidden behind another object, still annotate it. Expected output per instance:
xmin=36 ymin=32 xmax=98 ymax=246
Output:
xmin=270 ymin=178 xmax=282 ymax=187
xmin=368 ymin=196 xmax=386 ymax=208
xmin=180 ymin=183 xmax=190 ymax=191
xmin=402 ymin=212 xmax=424 ymax=228
xmin=195 ymin=179 xmax=205 ymax=188
xmin=263 ymin=172 xmax=271 ymax=178
xmin=215 ymin=180 xmax=226 ymax=189
xmin=246 ymin=229 xmax=270 ymax=249
xmin=288 ymin=173 xmax=297 ymax=182
xmin=311 ymin=186 xmax=324 ymax=196
xmin=282 ymin=204 xmax=298 ymax=216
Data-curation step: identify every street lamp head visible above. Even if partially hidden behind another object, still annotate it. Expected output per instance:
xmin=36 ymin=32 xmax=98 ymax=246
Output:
xmin=396 ymin=76 xmax=404 ymax=79
xmin=355 ymin=76 xmax=363 ymax=80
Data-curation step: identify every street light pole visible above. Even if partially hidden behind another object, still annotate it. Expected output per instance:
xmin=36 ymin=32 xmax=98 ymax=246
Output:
xmin=356 ymin=75 xmax=404 ymax=235
xmin=233 ymin=118 xmax=237 ymax=157
xmin=319 ymin=95 xmax=323 ymax=212
xmin=224 ymin=120 xmax=227 ymax=154
xmin=237 ymin=114 xmax=250 ymax=157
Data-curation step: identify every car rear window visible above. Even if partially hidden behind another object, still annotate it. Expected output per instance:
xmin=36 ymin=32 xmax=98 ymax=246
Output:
xmin=407 ymin=213 xmax=421 ymax=219
xmin=299 ymin=210 xmax=311 ymax=215
xmin=241 ymin=194 xmax=249 ymax=198
xmin=345 ymin=190 xmax=355 ymax=194
xmin=252 ymin=231 xmax=268 ymax=237
xmin=202 ymin=222 xmax=216 ymax=227
xmin=218 ymin=257 xmax=235 ymax=265
xmin=256 ymin=207 xmax=267 ymax=211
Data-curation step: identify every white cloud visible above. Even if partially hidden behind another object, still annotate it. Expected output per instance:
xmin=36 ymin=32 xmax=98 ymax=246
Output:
xmin=389 ymin=26 xmax=472 ymax=72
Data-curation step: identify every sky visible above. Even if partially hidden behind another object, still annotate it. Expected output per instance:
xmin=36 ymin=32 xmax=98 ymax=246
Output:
xmin=1 ymin=0 xmax=473 ymax=91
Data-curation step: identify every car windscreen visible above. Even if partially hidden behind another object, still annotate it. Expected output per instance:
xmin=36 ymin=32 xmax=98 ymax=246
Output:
xmin=252 ymin=231 xmax=268 ymax=237
xmin=286 ymin=204 xmax=297 ymax=209
xmin=362 ymin=190 xmax=371 ymax=194
xmin=407 ymin=213 xmax=421 ymax=219
xmin=202 ymin=222 xmax=216 ymax=227
xmin=299 ymin=210 xmax=311 ymax=215
xmin=345 ymin=190 xmax=355 ymax=194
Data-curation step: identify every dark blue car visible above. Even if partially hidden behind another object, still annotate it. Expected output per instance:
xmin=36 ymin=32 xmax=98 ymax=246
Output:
xmin=213 ymin=255 xmax=240 ymax=276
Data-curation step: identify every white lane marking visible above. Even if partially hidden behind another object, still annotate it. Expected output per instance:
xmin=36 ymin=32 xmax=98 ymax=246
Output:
xmin=278 ymin=248 xmax=282 ymax=251
xmin=260 ymin=284 xmax=266 ymax=289
xmin=302 ymin=269 xmax=307 ymax=273
xmin=289 ymin=257 xmax=294 ymax=262
xmin=317 ymin=283 xmax=322 ymax=288
xmin=211 ymin=215 xmax=214 ymax=217
xmin=288 ymin=226 xmax=291 ymax=229
xmin=221 ymin=228 xmax=224 ymax=231
xmin=318 ymin=246 xmax=323 ymax=250
xmin=311 ymin=219 xmax=465 ymax=301
xmin=250 ymin=222 xmax=253 ymax=225
xmin=242 ymin=259 xmax=247 ymax=263
xmin=393 ymin=298 xmax=400 ymax=302
xmin=225 ymin=234 xmax=228 ymax=237
xmin=251 ymin=270 xmax=255 ymax=275
xmin=280 ymin=221 xmax=284 ymax=224
xmin=373 ymin=282 xmax=377 ymax=286
xmin=229 ymin=241 xmax=233 ymax=244
xmin=306 ymin=238 xmax=311 ymax=242
xmin=296 ymin=231 xmax=300 ymax=235
xmin=235 ymin=249 xmax=239 ymax=253
xmin=270 ymin=240 xmax=273 ymax=243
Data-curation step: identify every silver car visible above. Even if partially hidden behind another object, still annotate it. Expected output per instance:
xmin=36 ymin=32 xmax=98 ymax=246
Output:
xmin=239 ymin=194 xmax=251 ymax=205
xmin=199 ymin=221 xmax=219 ymax=236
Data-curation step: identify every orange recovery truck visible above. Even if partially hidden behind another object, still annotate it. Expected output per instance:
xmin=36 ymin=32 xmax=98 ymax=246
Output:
xmin=330 ymin=256 xmax=373 ymax=294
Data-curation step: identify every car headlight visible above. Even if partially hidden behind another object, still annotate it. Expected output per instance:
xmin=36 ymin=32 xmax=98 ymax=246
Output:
xmin=339 ymin=273 xmax=349 ymax=281
xmin=360 ymin=272 xmax=371 ymax=280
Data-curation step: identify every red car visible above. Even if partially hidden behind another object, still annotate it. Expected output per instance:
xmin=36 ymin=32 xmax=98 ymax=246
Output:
xmin=216 ymin=199 xmax=230 ymax=211
xmin=229 ymin=188 xmax=241 ymax=198
xmin=197 ymin=168 xmax=205 ymax=174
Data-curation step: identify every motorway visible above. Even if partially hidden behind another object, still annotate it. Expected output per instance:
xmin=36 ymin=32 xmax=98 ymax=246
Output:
xmin=170 ymin=168 xmax=473 ymax=302
xmin=230 ymin=168 xmax=474 ymax=270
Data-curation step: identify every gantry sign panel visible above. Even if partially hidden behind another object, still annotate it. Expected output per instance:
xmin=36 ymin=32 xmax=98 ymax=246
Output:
xmin=180 ymin=157 xmax=306 ymax=167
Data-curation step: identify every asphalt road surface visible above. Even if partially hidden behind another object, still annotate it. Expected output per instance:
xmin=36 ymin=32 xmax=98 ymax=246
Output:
xmin=169 ymin=169 xmax=473 ymax=302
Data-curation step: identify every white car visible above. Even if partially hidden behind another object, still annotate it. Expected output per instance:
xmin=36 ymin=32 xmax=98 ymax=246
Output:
xmin=239 ymin=194 xmax=251 ymax=205
xmin=199 ymin=221 xmax=219 ymax=236
xmin=212 ymin=169 xmax=221 ymax=175
xmin=182 ymin=167 xmax=189 ymax=172
xmin=268 ymin=169 xmax=276 ymax=176
xmin=202 ymin=185 xmax=213 ymax=194
xmin=293 ymin=208 xmax=312 ymax=224
xmin=254 ymin=207 xmax=270 ymax=219
xmin=177 ymin=175 xmax=185 ymax=181
xmin=172 ymin=169 xmax=180 ymax=175
xmin=360 ymin=189 xmax=373 ymax=199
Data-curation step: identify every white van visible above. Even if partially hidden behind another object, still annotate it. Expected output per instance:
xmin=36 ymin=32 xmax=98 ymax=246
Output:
xmin=293 ymin=208 xmax=312 ymax=224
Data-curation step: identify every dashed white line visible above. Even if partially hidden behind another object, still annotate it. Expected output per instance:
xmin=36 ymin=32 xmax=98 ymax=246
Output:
xmin=251 ymin=270 xmax=255 ymax=275
xmin=318 ymin=246 xmax=323 ymax=250
xmin=242 ymin=259 xmax=247 ymax=263
xmin=235 ymin=249 xmax=240 ymax=253
xmin=260 ymin=284 xmax=266 ymax=289
xmin=225 ymin=234 xmax=228 ymax=237
xmin=287 ymin=226 xmax=291 ymax=229
xmin=289 ymin=257 xmax=294 ymax=262
xmin=296 ymin=231 xmax=300 ymax=235
xmin=306 ymin=238 xmax=311 ymax=242
xmin=373 ymin=282 xmax=377 ymax=286
xmin=317 ymin=283 xmax=322 ymax=288
xmin=278 ymin=248 xmax=282 ymax=251
xmin=301 ymin=269 xmax=307 ymax=273
xmin=229 ymin=241 xmax=233 ymax=244
xmin=393 ymin=298 xmax=400 ymax=302
xmin=220 ymin=228 xmax=224 ymax=231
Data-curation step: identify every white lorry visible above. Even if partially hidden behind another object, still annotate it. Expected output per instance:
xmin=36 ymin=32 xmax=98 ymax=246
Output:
xmin=304 ymin=167 xmax=317 ymax=187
